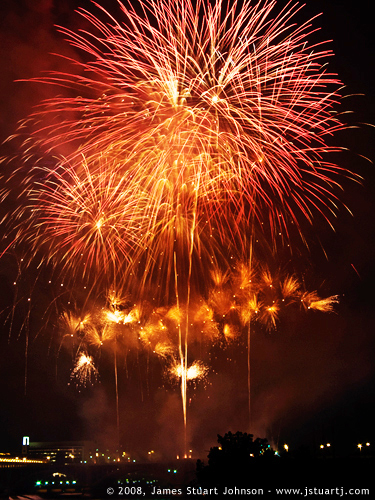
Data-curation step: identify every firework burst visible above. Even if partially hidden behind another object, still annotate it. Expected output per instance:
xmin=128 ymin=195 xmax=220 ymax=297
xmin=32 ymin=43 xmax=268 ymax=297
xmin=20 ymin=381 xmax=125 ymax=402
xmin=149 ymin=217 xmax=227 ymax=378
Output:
xmin=1 ymin=0 xmax=356 ymax=298
xmin=169 ymin=359 xmax=209 ymax=383
xmin=70 ymin=351 xmax=98 ymax=388
xmin=0 ymin=0 xmax=352 ymax=457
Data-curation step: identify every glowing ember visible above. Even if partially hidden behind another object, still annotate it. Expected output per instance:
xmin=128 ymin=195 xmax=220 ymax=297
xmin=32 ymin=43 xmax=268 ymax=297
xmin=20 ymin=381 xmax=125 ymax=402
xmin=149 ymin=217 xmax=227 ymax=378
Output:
xmin=170 ymin=360 xmax=209 ymax=382
xmin=70 ymin=352 xmax=98 ymax=388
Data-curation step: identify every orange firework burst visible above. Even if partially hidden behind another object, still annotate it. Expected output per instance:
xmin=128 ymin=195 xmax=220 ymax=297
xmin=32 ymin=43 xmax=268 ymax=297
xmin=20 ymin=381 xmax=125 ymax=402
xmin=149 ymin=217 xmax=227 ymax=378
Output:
xmin=70 ymin=351 xmax=98 ymax=388
xmin=300 ymin=291 xmax=339 ymax=312
xmin=13 ymin=157 xmax=148 ymax=284
xmin=209 ymin=261 xmax=338 ymax=332
xmin=169 ymin=359 xmax=209 ymax=383
xmin=1 ymin=0 xmax=357 ymax=300
xmin=60 ymin=311 xmax=94 ymax=338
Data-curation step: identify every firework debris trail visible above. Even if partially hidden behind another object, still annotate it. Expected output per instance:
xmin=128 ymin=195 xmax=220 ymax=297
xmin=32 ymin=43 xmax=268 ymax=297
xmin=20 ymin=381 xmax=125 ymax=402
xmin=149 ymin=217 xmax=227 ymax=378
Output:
xmin=0 ymin=0 xmax=354 ymax=454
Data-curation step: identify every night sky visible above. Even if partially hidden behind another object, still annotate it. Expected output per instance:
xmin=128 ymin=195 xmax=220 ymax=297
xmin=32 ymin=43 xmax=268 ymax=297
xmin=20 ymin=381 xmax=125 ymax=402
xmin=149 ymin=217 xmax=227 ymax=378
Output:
xmin=0 ymin=0 xmax=374 ymax=460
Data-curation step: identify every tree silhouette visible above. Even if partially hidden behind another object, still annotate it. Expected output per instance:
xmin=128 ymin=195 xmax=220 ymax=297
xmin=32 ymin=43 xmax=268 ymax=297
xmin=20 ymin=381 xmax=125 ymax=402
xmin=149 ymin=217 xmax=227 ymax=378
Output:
xmin=196 ymin=431 xmax=276 ymax=487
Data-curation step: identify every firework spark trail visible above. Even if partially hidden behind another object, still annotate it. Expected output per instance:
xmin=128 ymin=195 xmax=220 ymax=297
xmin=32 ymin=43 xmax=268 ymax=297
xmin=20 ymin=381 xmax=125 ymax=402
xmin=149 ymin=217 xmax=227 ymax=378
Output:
xmin=0 ymin=0 xmax=352 ymax=455
xmin=62 ymin=266 xmax=337 ymax=352
xmin=15 ymin=157 xmax=149 ymax=285
xmin=169 ymin=359 xmax=209 ymax=383
xmin=301 ymin=291 xmax=339 ymax=312
xmin=2 ymin=0 xmax=357 ymax=292
xmin=70 ymin=352 xmax=98 ymax=387
xmin=59 ymin=263 xmax=338 ymax=432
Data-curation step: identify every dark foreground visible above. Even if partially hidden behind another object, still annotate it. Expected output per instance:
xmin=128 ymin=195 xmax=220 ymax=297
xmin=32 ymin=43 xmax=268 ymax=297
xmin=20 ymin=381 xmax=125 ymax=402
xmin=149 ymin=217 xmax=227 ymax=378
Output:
xmin=0 ymin=458 xmax=373 ymax=499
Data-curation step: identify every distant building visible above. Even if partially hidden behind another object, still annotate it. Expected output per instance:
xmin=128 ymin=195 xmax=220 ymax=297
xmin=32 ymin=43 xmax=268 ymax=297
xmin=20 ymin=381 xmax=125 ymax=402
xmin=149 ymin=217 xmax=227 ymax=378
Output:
xmin=26 ymin=440 xmax=96 ymax=464
xmin=21 ymin=437 xmax=132 ymax=465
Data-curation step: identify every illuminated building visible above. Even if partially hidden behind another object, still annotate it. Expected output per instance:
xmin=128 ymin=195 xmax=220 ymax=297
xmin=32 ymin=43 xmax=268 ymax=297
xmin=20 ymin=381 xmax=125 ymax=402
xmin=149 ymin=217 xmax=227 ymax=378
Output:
xmin=26 ymin=440 xmax=96 ymax=464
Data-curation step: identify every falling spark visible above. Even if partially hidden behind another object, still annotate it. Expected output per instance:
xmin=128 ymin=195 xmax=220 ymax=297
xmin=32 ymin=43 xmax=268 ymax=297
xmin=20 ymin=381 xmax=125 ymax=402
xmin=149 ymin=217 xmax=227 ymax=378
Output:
xmin=70 ymin=352 xmax=98 ymax=387
xmin=169 ymin=360 xmax=209 ymax=382
xmin=307 ymin=295 xmax=339 ymax=312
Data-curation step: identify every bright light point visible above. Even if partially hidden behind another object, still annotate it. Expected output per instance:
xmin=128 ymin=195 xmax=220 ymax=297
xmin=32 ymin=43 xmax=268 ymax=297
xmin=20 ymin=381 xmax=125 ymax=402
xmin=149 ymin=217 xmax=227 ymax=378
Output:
xmin=170 ymin=360 xmax=209 ymax=381
xmin=106 ymin=309 xmax=122 ymax=323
